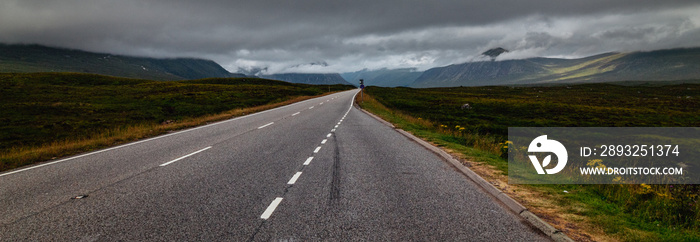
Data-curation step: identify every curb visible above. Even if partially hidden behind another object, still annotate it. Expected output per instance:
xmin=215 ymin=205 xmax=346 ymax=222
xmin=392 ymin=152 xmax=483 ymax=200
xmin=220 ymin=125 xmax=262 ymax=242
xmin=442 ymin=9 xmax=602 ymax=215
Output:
xmin=356 ymin=106 xmax=574 ymax=242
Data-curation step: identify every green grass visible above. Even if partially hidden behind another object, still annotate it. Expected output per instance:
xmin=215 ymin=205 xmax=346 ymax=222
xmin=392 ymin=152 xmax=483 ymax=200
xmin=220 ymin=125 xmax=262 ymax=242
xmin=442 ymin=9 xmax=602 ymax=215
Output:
xmin=360 ymin=83 xmax=700 ymax=241
xmin=0 ymin=72 xmax=354 ymax=171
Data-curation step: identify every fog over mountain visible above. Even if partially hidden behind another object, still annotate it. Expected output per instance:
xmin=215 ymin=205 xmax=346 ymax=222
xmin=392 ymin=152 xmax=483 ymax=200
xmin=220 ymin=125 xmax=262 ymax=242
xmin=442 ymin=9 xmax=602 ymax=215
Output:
xmin=1 ymin=1 xmax=699 ymax=74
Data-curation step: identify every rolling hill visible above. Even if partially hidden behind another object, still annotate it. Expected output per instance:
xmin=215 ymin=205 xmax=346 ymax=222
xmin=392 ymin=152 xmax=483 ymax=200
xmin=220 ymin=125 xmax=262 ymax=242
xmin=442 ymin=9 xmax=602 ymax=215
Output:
xmin=0 ymin=44 xmax=244 ymax=80
xmin=411 ymin=48 xmax=700 ymax=87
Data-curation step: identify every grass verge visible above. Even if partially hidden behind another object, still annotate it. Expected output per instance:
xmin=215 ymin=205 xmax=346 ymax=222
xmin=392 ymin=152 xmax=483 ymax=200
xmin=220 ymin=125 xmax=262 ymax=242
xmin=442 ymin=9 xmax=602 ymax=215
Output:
xmin=357 ymin=85 xmax=699 ymax=242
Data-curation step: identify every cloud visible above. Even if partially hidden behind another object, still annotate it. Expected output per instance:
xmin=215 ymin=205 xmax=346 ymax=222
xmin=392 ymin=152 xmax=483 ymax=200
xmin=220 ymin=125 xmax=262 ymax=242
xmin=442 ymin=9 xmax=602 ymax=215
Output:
xmin=1 ymin=0 xmax=699 ymax=73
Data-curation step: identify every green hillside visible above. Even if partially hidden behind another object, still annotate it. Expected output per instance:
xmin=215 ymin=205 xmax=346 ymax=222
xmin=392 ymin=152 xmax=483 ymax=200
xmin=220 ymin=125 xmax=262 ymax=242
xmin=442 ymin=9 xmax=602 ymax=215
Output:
xmin=0 ymin=44 xmax=242 ymax=80
xmin=411 ymin=48 xmax=700 ymax=87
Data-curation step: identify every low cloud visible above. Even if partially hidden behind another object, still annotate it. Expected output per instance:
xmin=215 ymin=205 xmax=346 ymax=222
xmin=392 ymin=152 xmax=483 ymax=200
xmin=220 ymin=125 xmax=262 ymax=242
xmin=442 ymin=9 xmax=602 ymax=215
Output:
xmin=1 ymin=0 xmax=699 ymax=73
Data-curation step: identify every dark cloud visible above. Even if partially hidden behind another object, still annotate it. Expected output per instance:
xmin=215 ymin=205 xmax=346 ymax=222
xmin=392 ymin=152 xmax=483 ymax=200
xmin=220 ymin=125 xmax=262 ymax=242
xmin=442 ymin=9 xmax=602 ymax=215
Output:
xmin=1 ymin=0 xmax=699 ymax=73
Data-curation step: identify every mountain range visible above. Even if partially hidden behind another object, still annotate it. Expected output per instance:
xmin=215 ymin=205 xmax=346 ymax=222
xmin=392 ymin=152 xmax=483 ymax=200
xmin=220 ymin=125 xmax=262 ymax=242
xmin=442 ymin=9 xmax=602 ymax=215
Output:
xmin=340 ymin=68 xmax=422 ymax=87
xmin=0 ymin=44 xmax=243 ymax=80
xmin=2 ymin=44 xmax=700 ymax=87
xmin=411 ymin=48 xmax=700 ymax=87
xmin=260 ymin=73 xmax=352 ymax=85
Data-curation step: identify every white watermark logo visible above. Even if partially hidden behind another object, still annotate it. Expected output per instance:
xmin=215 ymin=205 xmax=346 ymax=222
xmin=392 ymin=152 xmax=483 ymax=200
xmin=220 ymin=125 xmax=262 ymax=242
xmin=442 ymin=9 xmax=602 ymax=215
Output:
xmin=528 ymin=135 xmax=568 ymax=174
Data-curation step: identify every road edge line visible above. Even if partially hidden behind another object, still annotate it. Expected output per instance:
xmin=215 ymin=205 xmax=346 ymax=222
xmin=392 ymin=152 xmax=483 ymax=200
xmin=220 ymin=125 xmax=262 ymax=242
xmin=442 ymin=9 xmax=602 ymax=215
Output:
xmin=356 ymin=105 xmax=573 ymax=242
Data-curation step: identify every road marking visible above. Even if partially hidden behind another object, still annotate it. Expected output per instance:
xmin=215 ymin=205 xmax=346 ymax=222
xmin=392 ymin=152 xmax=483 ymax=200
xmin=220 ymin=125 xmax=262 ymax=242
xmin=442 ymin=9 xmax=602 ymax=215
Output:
xmin=159 ymin=146 xmax=212 ymax=167
xmin=292 ymin=112 xmax=300 ymax=116
xmin=309 ymin=106 xmax=314 ymax=109
xmin=0 ymin=91 xmax=350 ymax=178
xmin=327 ymin=133 xmax=332 ymax=138
xmin=314 ymin=146 xmax=321 ymax=153
xmin=331 ymin=129 xmax=336 ymax=132
xmin=261 ymin=197 xmax=283 ymax=220
xmin=321 ymin=139 xmax=327 ymax=144
xmin=304 ymin=157 xmax=313 ymax=165
xmin=287 ymin=172 xmax=302 ymax=184
xmin=334 ymin=125 xmax=338 ymax=128
xmin=257 ymin=122 xmax=274 ymax=129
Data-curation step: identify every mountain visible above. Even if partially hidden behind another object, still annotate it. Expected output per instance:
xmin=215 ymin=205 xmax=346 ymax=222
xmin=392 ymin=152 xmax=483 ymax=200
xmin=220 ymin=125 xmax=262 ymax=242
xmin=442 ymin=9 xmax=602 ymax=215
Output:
xmin=260 ymin=73 xmax=352 ymax=85
xmin=410 ymin=47 xmax=700 ymax=88
xmin=0 ymin=44 xmax=245 ymax=80
xmin=341 ymin=68 xmax=423 ymax=87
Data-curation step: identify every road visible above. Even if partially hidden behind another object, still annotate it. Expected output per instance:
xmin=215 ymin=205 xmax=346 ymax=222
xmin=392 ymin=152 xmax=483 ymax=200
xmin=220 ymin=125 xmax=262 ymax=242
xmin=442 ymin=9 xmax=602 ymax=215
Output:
xmin=0 ymin=89 xmax=548 ymax=241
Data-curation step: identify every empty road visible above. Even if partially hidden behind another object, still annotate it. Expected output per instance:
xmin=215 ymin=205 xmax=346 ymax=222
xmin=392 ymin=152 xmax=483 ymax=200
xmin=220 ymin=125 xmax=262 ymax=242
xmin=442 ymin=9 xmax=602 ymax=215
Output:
xmin=0 ymin=89 xmax=548 ymax=241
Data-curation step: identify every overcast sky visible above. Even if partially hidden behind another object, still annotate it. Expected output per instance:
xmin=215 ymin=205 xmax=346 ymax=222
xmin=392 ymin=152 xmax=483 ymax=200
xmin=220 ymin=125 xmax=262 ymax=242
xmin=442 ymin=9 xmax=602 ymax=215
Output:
xmin=2 ymin=0 xmax=700 ymax=74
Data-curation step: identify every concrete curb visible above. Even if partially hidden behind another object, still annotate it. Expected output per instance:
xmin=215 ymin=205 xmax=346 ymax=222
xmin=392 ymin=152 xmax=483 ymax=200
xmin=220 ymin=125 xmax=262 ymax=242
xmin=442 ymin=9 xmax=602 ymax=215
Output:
xmin=356 ymin=106 xmax=574 ymax=242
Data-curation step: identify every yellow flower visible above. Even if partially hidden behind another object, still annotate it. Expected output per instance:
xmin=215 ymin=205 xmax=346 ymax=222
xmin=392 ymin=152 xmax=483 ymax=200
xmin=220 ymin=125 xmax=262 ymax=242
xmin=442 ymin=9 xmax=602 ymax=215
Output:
xmin=612 ymin=176 xmax=622 ymax=183
xmin=641 ymin=183 xmax=651 ymax=190
xmin=587 ymin=159 xmax=603 ymax=167
xmin=505 ymin=141 xmax=513 ymax=145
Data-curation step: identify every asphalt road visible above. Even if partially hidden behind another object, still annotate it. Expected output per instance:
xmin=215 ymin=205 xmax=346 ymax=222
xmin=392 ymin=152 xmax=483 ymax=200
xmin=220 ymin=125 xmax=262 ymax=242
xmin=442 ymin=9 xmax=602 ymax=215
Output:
xmin=0 ymin=89 xmax=548 ymax=241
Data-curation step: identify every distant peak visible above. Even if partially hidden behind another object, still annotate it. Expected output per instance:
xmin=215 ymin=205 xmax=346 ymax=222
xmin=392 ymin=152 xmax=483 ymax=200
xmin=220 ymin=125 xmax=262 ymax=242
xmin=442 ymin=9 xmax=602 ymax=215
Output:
xmin=482 ymin=47 xmax=509 ymax=60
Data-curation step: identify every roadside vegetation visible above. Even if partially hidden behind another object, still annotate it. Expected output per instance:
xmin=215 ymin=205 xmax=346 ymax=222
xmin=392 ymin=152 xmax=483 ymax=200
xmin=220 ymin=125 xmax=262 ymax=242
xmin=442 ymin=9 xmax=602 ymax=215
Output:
xmin=358 ymin=83 xmax=699 ymax=241
xmin=0 ymin=72 xmax=354 ymax=172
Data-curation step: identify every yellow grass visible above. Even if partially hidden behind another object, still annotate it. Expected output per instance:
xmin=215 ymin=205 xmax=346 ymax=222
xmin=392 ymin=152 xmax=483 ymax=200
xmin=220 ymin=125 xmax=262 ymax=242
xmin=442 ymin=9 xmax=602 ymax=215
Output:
xmin=0 ymin=94 xmax=331 ymax=172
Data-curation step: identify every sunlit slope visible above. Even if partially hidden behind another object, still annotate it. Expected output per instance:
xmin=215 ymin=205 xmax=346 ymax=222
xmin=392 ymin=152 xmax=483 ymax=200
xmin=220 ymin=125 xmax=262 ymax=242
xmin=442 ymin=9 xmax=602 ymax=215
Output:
xmin=411 ymin=48 xmax=700 ymax=87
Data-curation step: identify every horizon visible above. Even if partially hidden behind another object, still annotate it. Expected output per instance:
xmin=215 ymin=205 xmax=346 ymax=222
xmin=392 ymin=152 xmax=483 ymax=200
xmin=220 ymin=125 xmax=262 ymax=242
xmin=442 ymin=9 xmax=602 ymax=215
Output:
xmin=2 ymin=1 xmax=700 ymax=74
xmin=6 ymin=42 xmax=699 ymax=76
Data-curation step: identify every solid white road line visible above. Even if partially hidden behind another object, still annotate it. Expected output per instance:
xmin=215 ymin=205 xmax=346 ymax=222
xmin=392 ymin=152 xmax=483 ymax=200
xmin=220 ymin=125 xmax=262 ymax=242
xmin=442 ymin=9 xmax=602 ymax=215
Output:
xmin=321 ymin=139 xmax=327 ymax=144
xmin=257 ymin=122 xmax=274 ymax=129
xmin=287 ymin=172 xmax=302 ymax=185
xmin=159 ymin=146 xmax=212 ymax=167
xmin=314 ymin=146 xmax=321 ymax=153
xmin=261 ymin=197 xmax=283 ymax=220
xmin=303 ymin=157 xmax=313 ymax=165
xmin=292 ymin=112 xmax=300 ymax=116
xmin=0 ymin=90 xmax=355 ymax=178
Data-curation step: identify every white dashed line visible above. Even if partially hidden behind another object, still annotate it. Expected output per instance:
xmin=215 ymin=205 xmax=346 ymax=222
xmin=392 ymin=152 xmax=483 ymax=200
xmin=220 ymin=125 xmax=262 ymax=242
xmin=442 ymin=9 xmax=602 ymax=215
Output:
xmin=321 ymin=139 xmax=327 ymax=144
xmin=261 ymin=197 xmax=283 ymax=220
xmin=287 ymin=172 xmax=302 ymax=185
xmin=331 ymin=129 xmax=336 ymax=132
xmin=257 ymin=122 xmax=274 ymax=129
xmin=314 ymin=146 xmax=321 ymax=153
xmin=292 ymin=112 xmax=300 ymax=116
xmin=303 ymin=157 xmax=313 ymax=165
xmin=309 ymin=106 xmax=314 ymax=109
xmin=327 ymin=133 xmax=332 ymax=138
xmin=159 ymin=146 xmax=212 ymax=167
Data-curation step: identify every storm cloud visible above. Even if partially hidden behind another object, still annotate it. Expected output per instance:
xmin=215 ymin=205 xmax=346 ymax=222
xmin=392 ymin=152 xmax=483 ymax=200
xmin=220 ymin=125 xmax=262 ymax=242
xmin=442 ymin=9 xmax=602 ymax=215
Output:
xmin=1 ymin=0 xmax=699 ymax=74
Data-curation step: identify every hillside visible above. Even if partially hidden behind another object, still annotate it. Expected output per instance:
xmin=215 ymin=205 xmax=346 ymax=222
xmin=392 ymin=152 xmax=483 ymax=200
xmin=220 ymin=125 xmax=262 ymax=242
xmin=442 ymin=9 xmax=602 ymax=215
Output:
xmin=0 ymin=44 xmax=244 ymax=80
xmin=260 ymin=73 xmax=353 ymax=85
xmin=341 ymin=68 xmax=423 ymax=87
xmin=411 ymin=48 xmax=700 ymax=87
